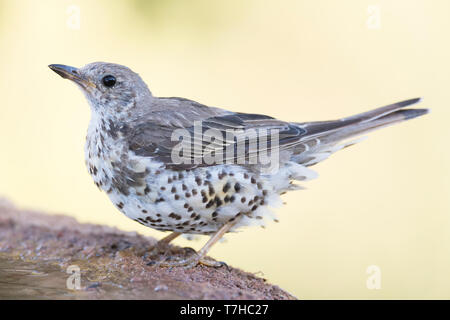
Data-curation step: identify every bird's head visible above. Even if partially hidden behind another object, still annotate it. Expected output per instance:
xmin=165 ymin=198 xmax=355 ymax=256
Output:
xmin=49 ymin=62 xmax=153 ymax=121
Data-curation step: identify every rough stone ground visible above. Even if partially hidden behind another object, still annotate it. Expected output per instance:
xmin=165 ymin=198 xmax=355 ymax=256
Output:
xmin=0 ymin=198 xmax=295 ymax=299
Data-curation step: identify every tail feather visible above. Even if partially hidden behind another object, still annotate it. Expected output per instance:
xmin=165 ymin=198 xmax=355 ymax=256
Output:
xmin=292 ymin=98 xmax=428 ymax=166
xmin=343 ymin=97 xmax=422 ymax=123
xmin=321 ymin=107 xmax=429 ymax=144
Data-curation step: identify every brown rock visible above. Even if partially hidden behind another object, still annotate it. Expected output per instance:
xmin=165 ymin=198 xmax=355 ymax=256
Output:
xmin=0 ymin=198 xmax=295 ymax=300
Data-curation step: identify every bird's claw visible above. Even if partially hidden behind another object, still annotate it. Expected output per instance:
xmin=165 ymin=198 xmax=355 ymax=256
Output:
xmin=155 ymin=249 xmax=228 ymax=269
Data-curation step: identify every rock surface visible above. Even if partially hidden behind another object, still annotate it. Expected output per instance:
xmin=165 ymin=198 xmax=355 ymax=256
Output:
xmin=0 ymin=199 xmax=295 ymax=300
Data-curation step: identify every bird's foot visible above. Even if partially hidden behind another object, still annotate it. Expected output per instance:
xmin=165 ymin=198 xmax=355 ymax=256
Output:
xmin=156 ymin=247 xmax=228 ymax=269
xmin=144 ymin=243 xmax=174 ymax=264
xmin=147 ymin=231 xmax=182 ymax=259
xmin=149 ymin=242 xmax=170 ymax=256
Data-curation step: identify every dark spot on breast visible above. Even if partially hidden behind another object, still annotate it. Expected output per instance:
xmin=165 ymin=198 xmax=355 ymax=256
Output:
xmin=144 ymin=185 xmax=151 ymax=194
xmin=251 ymin=177 xmax=257 ymax=184
xmin=182 ymin=184 xmax=187 ymax=191
xmin=234 ymin=183 xmax=241 ymax=192
xmin=192 ymin=189 xmax=198 ymax=195
xmin=146 ymin=216 xmax=158 ymax=223
xmin=214 ymin=196 xmax=223 ymax=206
xmin=195 ymin=177 xmax=202 ymax=186
xmin=142 ymin=209 xmax=147 ymax=213
xmin=117 ymin=202 xmax=124 ymax=209
xmin=169 ymin=213 xmax=182 ymax=220
xmin=107 ymin=119 xmax=119 ymax=139
xmin=212 ymin=212 xmax=218 ymax=218
xmin=209 ymin=186 xmax=215 ymax=196
xmin=160 ymin=186 xmax=166 ymax=191
xmin=241 ymin=197 xmax=246 ymax=203
xmin=222 ymin=183 xmax=230 ymax=193
xmin=244 ymin=173 xmax=249 ymax=179
xmin=171 ymin=186 xmax=176 ymax=193
xmin=185 ymin=192 xmax=191 ymax=198
xmin=206 ymin=199 xmax=215 ymax=208
xmin=174 ymin=194 xmax=180 ymax=200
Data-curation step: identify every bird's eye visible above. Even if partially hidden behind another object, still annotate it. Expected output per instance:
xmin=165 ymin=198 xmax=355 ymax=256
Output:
xmin=102 ymin=75 xmax=116 ymax=88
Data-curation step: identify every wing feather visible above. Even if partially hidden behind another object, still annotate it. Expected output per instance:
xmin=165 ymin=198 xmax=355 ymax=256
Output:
xmin=127 ymin=97 xmax=427 ymax=170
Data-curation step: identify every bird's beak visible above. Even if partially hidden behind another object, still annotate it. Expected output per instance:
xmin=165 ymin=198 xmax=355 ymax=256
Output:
xmin=48 ymin=64 xmax=96 ymax=88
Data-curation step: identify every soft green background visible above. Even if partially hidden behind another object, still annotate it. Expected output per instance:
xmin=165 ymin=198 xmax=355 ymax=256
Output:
xmin=0 ymin=0 xmax=448 ymax=299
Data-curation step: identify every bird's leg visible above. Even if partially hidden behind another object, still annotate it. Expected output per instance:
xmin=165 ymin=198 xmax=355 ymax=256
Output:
xmin=150 ymin=232 xmax=181 ymax=256
xmin=159 ymin=231 xmax=182 ymax=246
xmin=158 ymin=219 xmax=238 ymax=268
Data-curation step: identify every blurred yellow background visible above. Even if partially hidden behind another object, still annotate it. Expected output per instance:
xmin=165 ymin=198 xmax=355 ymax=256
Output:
xmin=0 ymin=0 xmax=448 ymax=299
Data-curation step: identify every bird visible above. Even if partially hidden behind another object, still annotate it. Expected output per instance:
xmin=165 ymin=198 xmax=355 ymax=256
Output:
xmin=49 ymin=62 xmax=428 ymax=268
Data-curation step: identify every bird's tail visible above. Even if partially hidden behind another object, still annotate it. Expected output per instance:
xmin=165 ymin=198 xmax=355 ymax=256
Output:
xmin=292 ymin=98 xmax=429 ymax=166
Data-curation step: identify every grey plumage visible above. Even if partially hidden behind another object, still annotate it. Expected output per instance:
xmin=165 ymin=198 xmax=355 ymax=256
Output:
xmin=49 ymin=62 xmax=428 ymax=173
xmin=124 ymin=96 xmax=428 ymax=170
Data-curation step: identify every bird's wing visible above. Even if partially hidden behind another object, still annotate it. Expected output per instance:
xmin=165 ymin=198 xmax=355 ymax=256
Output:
xmin=128 ymin=109 xmax=307 ymax=170
xmin=127 ymin=97 xmax=427 ymax=170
